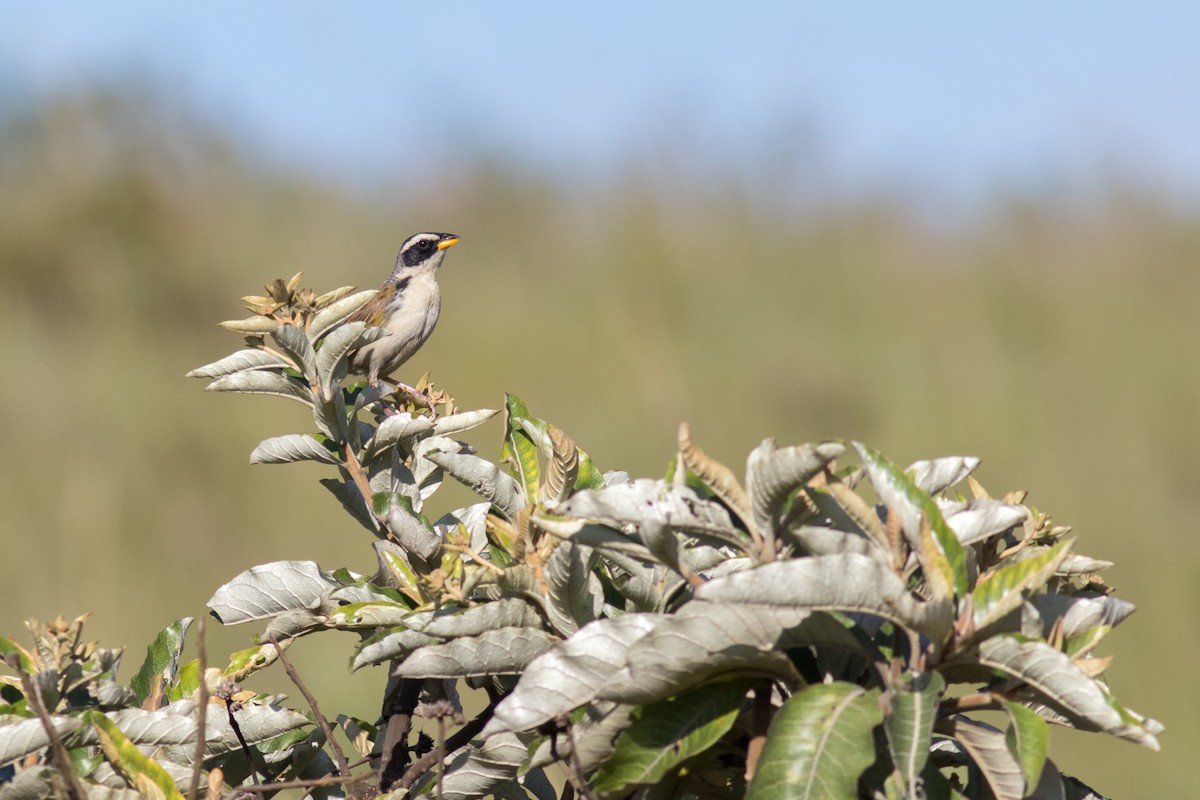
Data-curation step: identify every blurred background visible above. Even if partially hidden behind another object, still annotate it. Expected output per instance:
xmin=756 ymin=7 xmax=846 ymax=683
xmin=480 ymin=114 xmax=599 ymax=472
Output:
xmin=1 ymin=3 xmax=1196 ymax=795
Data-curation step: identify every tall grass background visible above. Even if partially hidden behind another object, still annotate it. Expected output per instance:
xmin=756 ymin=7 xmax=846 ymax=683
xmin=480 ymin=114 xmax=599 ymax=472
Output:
xmin=1 ymin=89 xmax=1195 ymax=796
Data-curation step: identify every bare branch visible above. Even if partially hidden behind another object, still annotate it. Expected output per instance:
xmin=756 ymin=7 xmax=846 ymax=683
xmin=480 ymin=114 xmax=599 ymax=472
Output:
xmin=268 ymin=637 xmax=351 ymax=776
xmin=187 ymin=617 xmax=209 ymax=800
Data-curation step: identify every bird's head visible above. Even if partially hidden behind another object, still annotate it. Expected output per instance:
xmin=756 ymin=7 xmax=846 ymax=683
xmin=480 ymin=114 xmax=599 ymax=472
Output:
xmin=394 ymin=231 xmax=460 ymax=274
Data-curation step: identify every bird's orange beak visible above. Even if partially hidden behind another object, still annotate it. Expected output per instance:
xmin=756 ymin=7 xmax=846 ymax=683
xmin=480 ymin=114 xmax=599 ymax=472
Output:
xmin=437 ymin=236 xmax=460 ymax=250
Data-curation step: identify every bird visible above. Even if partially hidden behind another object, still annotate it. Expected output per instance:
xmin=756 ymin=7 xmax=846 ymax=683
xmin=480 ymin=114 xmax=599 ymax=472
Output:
xmin=347 ymin=231 xmax=460 ymax=386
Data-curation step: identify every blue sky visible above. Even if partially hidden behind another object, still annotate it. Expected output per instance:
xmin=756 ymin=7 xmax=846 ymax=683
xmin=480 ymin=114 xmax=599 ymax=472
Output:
xmin=4 ymin=3 xmax=1198 ymax=203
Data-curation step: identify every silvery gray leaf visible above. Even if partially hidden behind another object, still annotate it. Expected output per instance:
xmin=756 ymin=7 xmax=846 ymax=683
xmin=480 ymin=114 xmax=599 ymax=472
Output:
xmin=695 ymin=552 xmax=954 ymax=641
xmin=938 ymin=715 xmax=1025 ymax=800
xmin=535 ymin=517 xmax=654 ymax=561
xmin=159 ymin=699 xmax=310 ymax=760
xmin=434 ymin=502 xmax=492 ymax=553
xmin=596 ymin=602 xmax=812 ymax=704
xmin=204 ymin=370 xmax=313 ymax=406
xmin=207 ymin=560 xmax=340 ymax=624
xmin=362 ymin=412 xmax=435 ymax=463
xmin=381 ymin=502 xmax=442 ymax=561
xmin=433 ymin=408 xmax=500 ymax=436
xmin=602 ymin=470 xmax=631 ymax=486
xmin=975 ymin=636 xmax=1161 ymax=749
xmin=554 ymin=479 xmax=736 ymax=538
xmin=314 ymin=320 xmax=368 ymax=394
xmin=788 ymin=525 xmax=890 ymax=564
xmin=544 ymin=542 xmax=603 ymax=635
xmin=1056 ymin=554 xmax=1114 ymax=575
xmin=393 ymin=627 xmax=558 ymax=678
xmin=308 ymin=288 xmax=379 ymax=340
xmin=0 ymin=716 xmax=81 ymax=766
xmin=598 ymin=551 xmax=680 ymax=612
xmin=906 ymin=456 xmax=981 ymax=496
xmin=407 ymin=598 xmax=544 ymax=638
xmin=426 ymin=449 xmax=527 ymax=519
xmin=412 ymin=731 xmax=530 ymax=800
xmin=528 ymin=701 xmax=635 ymax=771
xmin=940 ymin=498 xmax=1029 ymax=546
xmin=249 ymin=433 xmax=339 ymax=465
xmin=262 ymin=608 xmax=330 ymax=641
xmin=218 ymin=315 xmax=279 ymax=334
xmin=186 ymin=348 xmax=292 ymax=378
xmin=271 ymin=322 xmax=317 ymax=381
xmin=352 ymin=628 xmax=441 ymax=671
xmin=745 ymin=439 xmax=845 ymax=536
xmin=1031 ymin=595 xmax=1136 ymax=642
xmin=484 ymin=614 xmax=663 ymax=736
xmin=91 ymin=680 xmax=138 ymax=708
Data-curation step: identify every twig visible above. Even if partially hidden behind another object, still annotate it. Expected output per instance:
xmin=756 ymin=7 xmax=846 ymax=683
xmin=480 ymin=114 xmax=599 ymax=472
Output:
xmin=19 ymin=670 xmax=87 ymax=800
xmin=379 ymin=677 xmax=423 ymax=790
xmin=436 ymin=716 xmax=446 ymax=800
xmin=187 ymin=618 xmax=209 ymax=800
xmin=225 ymin=700 xmax=261 ymax=785
xmin=939 ymin=692 xmax=1004 ymax=716
xmin=395 ymin=700 xmax=498 ymax=790
xmin=562 ymin=723 xmax=599 ymax=800
xmin=267 ymin=638 xmax=351 ymax=776
xmin=231 ymin=773 xmax=367 ymax=794
xmin=340 ymin=440 xmax=376 ymax=514
xmin=744 ymin=680 xmax=773 ymax=782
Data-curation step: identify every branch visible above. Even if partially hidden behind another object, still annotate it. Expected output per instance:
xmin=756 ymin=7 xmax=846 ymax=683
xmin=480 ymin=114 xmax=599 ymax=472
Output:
xmin=340 ymin=440 xmax=376 ymax=513
xmin=395 ymin=699 xmax=498 ymax=790
xmin=268 ymin=638 xmax=351 ymax=776
xmin=19 ymin=669 xmax=87 ymax=800
xmin=187 ymin=618 xmax=209 ymax=800
xmin=744 ymin=680 xmax=773 ymax=782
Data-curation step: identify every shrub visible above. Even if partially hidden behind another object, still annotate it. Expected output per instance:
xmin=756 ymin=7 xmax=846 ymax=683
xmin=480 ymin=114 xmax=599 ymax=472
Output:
xmin=0 ymin=274 xmax=1161 ymax=799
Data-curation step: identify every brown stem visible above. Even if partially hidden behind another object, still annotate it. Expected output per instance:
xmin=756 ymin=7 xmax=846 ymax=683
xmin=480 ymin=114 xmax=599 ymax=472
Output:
xmin=267 ymin=638 xmax=351 ymax=776
xmin=19 ymin=670 xmax=87 ymax=800
xmin=187 ymin=618 xmax=209 ymax=800
xmin=939 ymin=692 xmax=1004 ymax=715
xmin=340 ymin=440 xmax=376 ymax=514
xmin=562 ymin=723 xmax=599 ymax=800
xmin=744 ymin=680 xmax=774 ymax=782
xmin=395 ymin=699 xmax=498 ymax=790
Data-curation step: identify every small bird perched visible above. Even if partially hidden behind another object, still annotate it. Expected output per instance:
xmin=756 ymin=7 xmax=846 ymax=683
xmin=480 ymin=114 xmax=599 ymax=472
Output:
xmin=348 ymin=231 xmax=460 ymax=386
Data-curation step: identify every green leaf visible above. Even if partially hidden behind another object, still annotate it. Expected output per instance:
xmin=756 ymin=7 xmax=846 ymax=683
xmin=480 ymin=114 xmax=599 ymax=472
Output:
xmin=593 ymin=680 xmax=753 ymax=794
xmin=218 ymin=315 xmax=279 ymax=334
xmin=0 ymin=635 xmax=35 ymax=672
xmin=970 ymin=538 xmax=1074 ymax=633
xmin=374 ymin=491 xmax=442 ymax=560
xmin=501 ymin=393 xmax=542 ymax=501
xmin=249 ymin=433 xmax=339 ymax=465
xmin=854 ymin=442 xmax=969 ymax=601
xmin=884 ymin=671 xmax=945 ymax=795
xmin=164 ymin=658 xmax=201 ymax=702
xmin=574 ymin=446 xmax=606 ymax=490
xmin=747 ymin=682 xmax=883 ymax=800
xmin=130 ymin=618 xmax=193 ymax=704
xmin=1004 ymin=700 xmax=1049 ymax=793
xmin=85 ymin=709 xmax=185 ymax=800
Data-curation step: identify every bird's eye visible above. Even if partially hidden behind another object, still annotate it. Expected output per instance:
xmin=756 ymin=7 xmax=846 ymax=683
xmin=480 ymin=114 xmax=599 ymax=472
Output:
xmin=418 ymin=240 xmax=432 ymax=250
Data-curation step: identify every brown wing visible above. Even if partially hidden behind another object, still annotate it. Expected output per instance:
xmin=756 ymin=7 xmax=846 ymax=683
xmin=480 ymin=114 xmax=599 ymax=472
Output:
xmin=347 ymin=284 xmax=395 ymax=327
